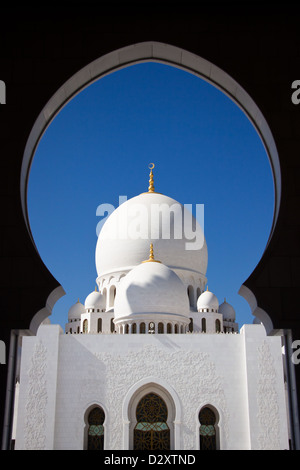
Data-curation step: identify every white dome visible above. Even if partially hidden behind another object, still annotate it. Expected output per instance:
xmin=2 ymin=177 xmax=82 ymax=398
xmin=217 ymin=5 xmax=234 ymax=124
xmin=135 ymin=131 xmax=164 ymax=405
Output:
xmin=95 ymin=192 xmax=207 ymax=279
xmin=84 ymin=290 xmax=105 ymax=310
xmin=114 ymin=257 xmax=190 ymax=321
xmin=197 ymin=289 xmax=219 ymax=312
xmin=68 ymin=300 xmax=85 ymax=321
xmin=219 ymin=300 xmax=236 ymax=321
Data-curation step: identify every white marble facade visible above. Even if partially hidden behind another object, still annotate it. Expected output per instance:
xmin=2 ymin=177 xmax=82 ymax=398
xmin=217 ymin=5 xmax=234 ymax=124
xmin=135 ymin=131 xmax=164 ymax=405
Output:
xmin=15 ymin=323 xmax=289 ymax=450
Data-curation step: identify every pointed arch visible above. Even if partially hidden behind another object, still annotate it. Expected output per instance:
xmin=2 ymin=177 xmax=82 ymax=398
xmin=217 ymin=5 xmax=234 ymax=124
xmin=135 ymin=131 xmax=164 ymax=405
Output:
xmin=83 ymin=403 xmax=107 ymax=450
xmin=122 ymin=377 xmax=182 ymax=450
xmin=198 ymin=405 xmax=220 ymax=450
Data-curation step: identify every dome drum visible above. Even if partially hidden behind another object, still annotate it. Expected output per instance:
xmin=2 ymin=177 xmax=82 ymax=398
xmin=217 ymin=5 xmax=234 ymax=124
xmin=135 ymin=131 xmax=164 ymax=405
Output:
xmin=114 ymin=315 xmax=189 ymax=335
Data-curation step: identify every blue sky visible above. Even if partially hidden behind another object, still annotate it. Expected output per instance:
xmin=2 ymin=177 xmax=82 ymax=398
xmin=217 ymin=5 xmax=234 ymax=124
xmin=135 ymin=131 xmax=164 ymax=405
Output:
xmin=27 ymin=62 xmax=274 ymax=329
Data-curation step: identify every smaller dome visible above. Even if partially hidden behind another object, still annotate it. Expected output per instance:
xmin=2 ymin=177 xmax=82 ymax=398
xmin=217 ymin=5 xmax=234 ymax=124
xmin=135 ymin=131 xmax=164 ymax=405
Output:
xmin=219 ymin=299 xmax=235 ymax=322
xmin=197 ymin=288 xmax=219 ymax=312
xmin=114 ymin=246 xmax=190 ymax=321
xmin=84 ymin=289 xmax=105 ymax=310
xmin=68 ymin=300 xmax=85 ymax=321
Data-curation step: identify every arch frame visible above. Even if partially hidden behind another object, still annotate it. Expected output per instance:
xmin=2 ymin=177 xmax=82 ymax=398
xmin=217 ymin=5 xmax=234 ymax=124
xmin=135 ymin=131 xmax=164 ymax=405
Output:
xmin=20 ymin=41 xmax=281 ymax=336
xmin=195 ymin=402 xmax=222 ymax=450
xmin=122 ymin=376 xmax=182 ymax=450
xmin=82 ymin=401 xmax=108 ymax=450
xmin=21 ymin=41 xmax=280 ymax=257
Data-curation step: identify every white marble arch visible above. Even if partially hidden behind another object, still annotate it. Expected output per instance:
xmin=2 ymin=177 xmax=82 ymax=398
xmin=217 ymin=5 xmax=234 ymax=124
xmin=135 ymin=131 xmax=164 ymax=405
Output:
xmin=20 ymin=41 xmax=281 ymax=334
xmin=122 ymin=376 xmax=182 ymax=450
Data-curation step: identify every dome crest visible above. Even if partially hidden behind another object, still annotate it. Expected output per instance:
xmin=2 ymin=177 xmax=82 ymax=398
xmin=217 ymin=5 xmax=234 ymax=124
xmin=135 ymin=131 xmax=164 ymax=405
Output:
xmin=96 ymin=193 xmax=207 ymax=278
xmin=96 ymin=163 xmax=207 ymax=279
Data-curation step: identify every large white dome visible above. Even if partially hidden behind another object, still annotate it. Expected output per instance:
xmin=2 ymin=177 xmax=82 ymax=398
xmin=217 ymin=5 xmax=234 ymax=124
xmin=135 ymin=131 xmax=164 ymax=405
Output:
xmin=96 ymin=192 xmax=207 ymax=279
xmin=114 ymin=257 xmax=190 ymax=321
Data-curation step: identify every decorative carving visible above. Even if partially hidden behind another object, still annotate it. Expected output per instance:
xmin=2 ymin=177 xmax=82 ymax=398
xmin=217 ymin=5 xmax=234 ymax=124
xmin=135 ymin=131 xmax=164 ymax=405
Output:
xmin=25 ymin=341 xmax=47 ymax=450
xmin=257 ymin=341 xmax=280 ymax=449
xmin=92 ymin=345 xmax=228 ymax=449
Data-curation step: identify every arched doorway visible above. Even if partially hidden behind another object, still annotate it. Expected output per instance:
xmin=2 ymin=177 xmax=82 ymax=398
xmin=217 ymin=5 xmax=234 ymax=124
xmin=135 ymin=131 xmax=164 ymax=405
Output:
xmin=125 ymin=379 xmax=178 ymax=450
xmin=134 ymin=392 xmax=170 ymax=450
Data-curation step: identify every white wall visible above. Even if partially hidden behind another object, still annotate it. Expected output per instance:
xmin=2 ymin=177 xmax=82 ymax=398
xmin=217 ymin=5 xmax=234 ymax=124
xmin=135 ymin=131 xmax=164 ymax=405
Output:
xmin=15 ymin=324 xmax=289 ymax=450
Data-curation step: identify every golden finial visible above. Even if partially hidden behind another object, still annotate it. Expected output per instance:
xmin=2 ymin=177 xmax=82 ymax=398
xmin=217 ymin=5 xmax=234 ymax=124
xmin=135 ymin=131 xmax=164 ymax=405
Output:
xmin=149 ymin=242 xmax=155 ymax=261
xmin=142 ymin=243 xmax=161 ymax=263
xmin=95 ymin=286 xmax=97 ymax=292
xmin=77 ymin=298 xmax=80 ymax=303
xmin=148 ymin=163 xmax=155 ymax=193
xmin=206 ymin=286 xmax=209 ymax=291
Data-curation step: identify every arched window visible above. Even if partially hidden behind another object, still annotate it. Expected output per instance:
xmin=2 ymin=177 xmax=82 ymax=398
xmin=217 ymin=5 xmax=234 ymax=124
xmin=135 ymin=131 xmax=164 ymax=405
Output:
xmin=189 ymin=318 xmax=193 ymax=333
xmin=102 ymin=287 xmax=107 ymax=306
xmin=158 ymin=322 xmax=164 ymax=334
xmin=199 ymin=407 xmax=217 ymax=450
xmin=109 ymin=285 xmax=116 ymax=308
xmin=201 ymin=318 xmax=206 ymax=333
xmin=167 ymin=323 xmax=172 ymax=334
xmin=97 ymin=318 xmax=102 ymax=333
xmin=87 ymin=406 xmax=105 ymax=450
xmin=125 ymin=324 xmax=129 ymax=334
xmin=174 ymin=324 xmax=178 ymax=334
xmin=187 ymin=285 xmax=194 ymax=308
xmin=215 ymin=319 xmax=221 ymax=333
xmin=83 ymin=319 xmax=88 ymax=334
xmin=110 ymin=318 xmax=115 ymax=333
xmin=140 ymin=322 xmax=146 ymax=334
xmin=134 ymin=393 xmax=170 ymax=450
xmin=132 ymin=323 xmax=137 ymax=334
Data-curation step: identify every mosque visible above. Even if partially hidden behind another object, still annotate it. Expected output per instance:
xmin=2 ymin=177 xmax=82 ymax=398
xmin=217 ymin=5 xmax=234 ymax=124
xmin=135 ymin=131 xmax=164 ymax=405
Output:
xmin=14 ymin=165 xmax=289 ymax=450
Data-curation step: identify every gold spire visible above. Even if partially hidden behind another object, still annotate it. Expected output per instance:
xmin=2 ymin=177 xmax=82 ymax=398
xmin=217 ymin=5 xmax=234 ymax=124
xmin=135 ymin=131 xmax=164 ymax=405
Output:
xmin=148 ymin=163 xmax=155 ymax=193
xmin=142 ymin=243 xmax=161 ymax=263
